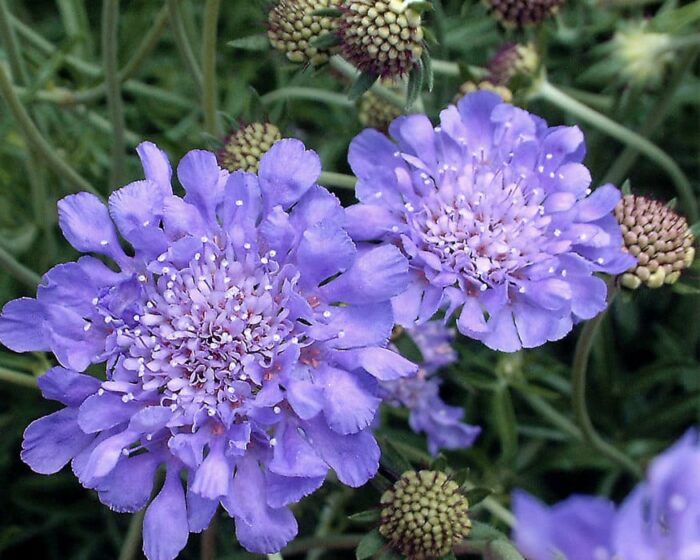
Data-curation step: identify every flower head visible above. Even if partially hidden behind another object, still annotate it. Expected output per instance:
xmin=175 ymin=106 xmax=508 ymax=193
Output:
xmin=345 ymin=91 xmax=634 ymax=351
xmin=512 ymin=491 xmax=618 ymax=560
xmin=359 ymin=83 xmax=404 ymax=132
xmin=1 ymin=140 xmax=414 ymax=558
xmin=613 ymin=429 xmax=700 ymax=559
xmin=217 ymin=122 xmax=282 ymax=173
xmin=615 ymin=194 xmax=695 ymax=289
xmin=486 ymin=42 xmax=539 ymax=88
xmin=380 ymin=470 xmax=472 ymax=559
xmin=268 ymin=0 xmax=341 ymax=65
xmin=383 ymin=322 xmax=480 ymax=455
xmin=485 ymin=0 xmax=564 ymax=27
xmin=338 ymin=0 xmax=425 ymax=78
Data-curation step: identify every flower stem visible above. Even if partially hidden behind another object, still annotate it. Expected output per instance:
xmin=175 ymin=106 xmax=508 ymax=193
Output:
xmin=520 ymin=393 xmax=583 ymax=441
xmin=267 ymin=554 xmax=284 ymax=560
xmin=168 ymin=0 xmax=203 ymax=92
xmin=0 ymin=0 xmax=28 ymax=85
xmin=118 ymin=510 xmax=145 ymax=560
xmin=533 ymin=79 xmax=698 ymax=223
xmin=200 ymin=515 xmax=217 ymax=560
xmin=0 ymin=367 xmax=38 ymax=389
xmin=317 ymin=171 xmax=357 ymax=191
xmin=430 ymin=58 xmax=460 ymax=77
xmin=281 ymin=535 xmax=363 ymax=556
xmin=0 ymin=63 xmax=100 ymax=197
xmin=102 ymin=0 xmax=126 ymax=187
xmin=571 ymin=284 xmax=643 ymax=478
xmin=261 ymin=87 xmax=354 ymax=108
xmin=202 ymin=0 xmax=221 ymax=136
xmin=329 ymin=56 xmax=406 ymax=109
xmin=0 ymin=242 xmax=41 ymax=288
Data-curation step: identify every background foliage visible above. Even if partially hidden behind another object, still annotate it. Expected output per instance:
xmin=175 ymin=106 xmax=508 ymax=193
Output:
xmin=0 ymin=0 xmax=698 ymax=558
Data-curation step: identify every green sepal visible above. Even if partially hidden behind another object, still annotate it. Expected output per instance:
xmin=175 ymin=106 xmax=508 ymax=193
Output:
xmin=406 ymin=59 xmax=424 ymax=110
xmin=689 ymin=222 xmax=700 ymax=237
xmin=406 ymin=0 xmax=434 ymax=13
xmin=370 ymin=472 xmax=393 ymax=493
xmin=422 ymin=25 xmax=439 ymax=46
xmin=310 ymin=32 xmax=342 ymax=50
xmin=620 ymin=178 xmax=632 ymax=195
xmin=431 ymin=453 xmax=448 ymax=472
xmin=349 ymin=509 xmax=382 ymax=524
xmin=227 ymin=34 xmax=270 ymax=51
xmin=666 ymin=197 xmax=678 ymax=209
xmin=356 ymin=528 xmax=386 ymax=560
xmin=349 ymin=71 xmax=379 ymax=100
xmin=450 ymin=467 xmax=471 ymax=488
xmin=464 ymin=487 xmax=494 ymax=507
xmin=311 ymin=7 xmax=344 ymax=17
xmin=378 ymin=437 xmax=413 ymax=476
xmin=421 ymin=48 xmax=434 ymax=92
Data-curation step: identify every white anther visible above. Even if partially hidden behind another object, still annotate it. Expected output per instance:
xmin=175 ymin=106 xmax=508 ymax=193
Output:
xmin=104 ymin=316 xmax=113 ymax=324
xmin=100 ymin=240 xmax=109 ymax=246
xmin=201 ymin=236 xmax=209 ymax=243
xmin=260 ymin=257 xmax=269 ymax=264
xmin=83 ymin=323 xmax=92 ymax=331
xmin=138 ymin=274 xmax=147 ymax=282
xmin=162 ymin=267 xmax=171 ymax=273
xmin=98 ymin=388 xmax=105 ymax=396
xmin=235 ymin=199 xmax=244 ymax=207
xmin=554 ymin=229 xmax=561 ymax=237
xmin=323 ymin=310 xmax=331 ymax=318
xmin=92 ymin=297 xmax=99 ymax=305
xmin=270 ymin=438 xmax=277 ymax=446
xmin=269 ymin=250 xmax=277 ymax=258
xmin=157 ymin=253 xmax=167 ymax=262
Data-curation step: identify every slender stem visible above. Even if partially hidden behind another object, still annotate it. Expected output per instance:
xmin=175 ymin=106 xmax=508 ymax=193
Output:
xmin=76 ymin=106 xmax=141 ymax=147
xmin=120 ymin=5 xmax=170 ymax=82
xmin=330 ymin=56 xmax=406 ymax=109
xmin=0 ymin=367 xmax=38 ymax=389
xmin=520 ymin=393 xmax=583 ymax=441
xmin=0 ymin=64 xmax=99 ymax=196
xmin=281 ymin=535 xmax=363 ymax=556
xmin=202 ymin=0 xmax=221 ymax=136
xmin=200 ymin=515 xmax=217 ymax=560
xmin=318 ymin=171 xmax=357 ymax=191
xmin=117 ymin=510 xmax=145 ymax=560
xmin=431 ymin=58 xmax=460 ymax=77
xmin=533 ymin=79 xmax=698 ymax=223
xmin=261 ymin=87 xmax=354 ymax=108
xmin=603 ymin=47 xmax=699 ymax=188
xmin=0 ymin=241 xmax=41 ymax=288
xmin=306 ymin=491 xmax=347 ymax=560
xmin=102 ymin=0 xmax=126 ymax=187
xmin=0 ymin=0 xmax=28 ymax=84
xmin=168 ymin=0 xmax=203 ymax=91
xmin=571 ymin=284 xmax=643 ymax=478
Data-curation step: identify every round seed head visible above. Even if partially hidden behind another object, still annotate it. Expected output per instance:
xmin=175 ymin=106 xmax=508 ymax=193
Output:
xmin=268 ymin=0 xmax=341 ymax=65
xmin=359 ymin=80 xmax=404 ymax=131
xmin=484 ymin=0 xmax=564 ymax=28
xmin=379 ymin=470 xmax=471 ymax=559
xmin=339 ymin=0 xmax=425 ymax=78
xmin=454 ymin=80 xmax=513 ymax=104
xmin=217 ymin=122 xmax=283 ymax=173
xmin=615 ymin=194 xmax=696 ymax=290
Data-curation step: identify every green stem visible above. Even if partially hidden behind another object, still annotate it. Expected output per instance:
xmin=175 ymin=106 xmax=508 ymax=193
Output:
xmin=202 ymin=0 xmax=221 ymax=136
xmin=102 ymin=0 xmax=126 ymax=187
xmin=168 ymin=0 xmax=203 ymax=91
xmin=261 ymin=86 xmax=354 ymax=108
xmin=0 ymin=367 xmax=38 ymax=389
xmin=520 ymin=393 xmax=583 ymax=441
xmin=267 ymin=554 xmax=284 ymax=560
xmin=329 ymin=56 xmax=406 ymax=109
xmin=571 ymin=284 xmax=643 ymax=478
xmin=0 ymin=241 xmax=41 ymax=288
xmin=281 ymin=535 xmax=363 ymax=556
xmin=117 ymin=510 xmax=145 ymax=560
xmin=0 ymin=0 xmax=28 ymax=84
xmin=0 ymin=63 xmax=99 ymax=197
xmin=533 ymin=79 xmax=698 ymax=223
xmin=120 ymin=5 xmax=170 ymax=82
xmin=603 ymin=47 xmax=699 ymax=189
xmin=317 ymin=171 xmax=357 ymax=191
xmin=431 ymin=58 xmax=460 ymax=77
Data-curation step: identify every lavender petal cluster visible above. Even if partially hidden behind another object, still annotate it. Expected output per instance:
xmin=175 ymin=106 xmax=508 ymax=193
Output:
xmin=513 ymin=428 xmax=700 ymax=559
xmin=346 ymin=91 xmax=635 ymax=352
xmin=0 ymin=140 xmax=415 ymax=558
xmin=382 ymin=321 xmax=480 ymax=455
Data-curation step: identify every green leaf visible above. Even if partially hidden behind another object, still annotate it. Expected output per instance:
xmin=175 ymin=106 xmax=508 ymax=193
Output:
xmin=227 ymin=34 xmax=270 ymax=51
xmin=491 ymin=386 xmax=518 ymax=462
xmin=311 ymin=7 xmax=344 ymax=17
xmin=349 ymin=71 xmax=379 ymax=101
xmin=310 ymin=32 xmax=341 ymax=50
xmin=451 ymin=467 xmax=471 ymax=487
xmin=349 ymin=509 xmax=381 ymax=524
xmin=405 ymin=60 xmax=424 ymax=110
xmin=422 ymin=48 xmax=434 ymax=92
xmin=378 ymin=437 xmax=414 ymax=476
xmin=464 ymin=487 xmax=494 ymax=507
xmin=672 ymin=283 xmax=700 ymax=296
xmin=469 ymin=521 xmax=509 ymax=542
xmin=356 ymin=528 xmax=385 ymax=560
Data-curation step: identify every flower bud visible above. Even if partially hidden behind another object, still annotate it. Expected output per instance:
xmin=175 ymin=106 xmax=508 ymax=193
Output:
xmin=339 ymin=0 xmax=425 ymax=78
xmin=613 ymin=24 xmax=673 ymax=86
xmin=217 ymin=122 xmax=282 ymax=173
xmin=359 ymin=81 xmax=403 ymax=131
xmin=454 ymin=80 xmax=513 ymax=104
xmin=484 ymin=0 xmax=564 ymax=28
xmin=268 ymin=0 xmax=341 ymax=65
xmin=487 ymin=42 xmax=539 ymax=87
xmin=379 ymin=470 xmax=471 ymax=559
xmin=615 ymin=194 xmax=695 ymax=290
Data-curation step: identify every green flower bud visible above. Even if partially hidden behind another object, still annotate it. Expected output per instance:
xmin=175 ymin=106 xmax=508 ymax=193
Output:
xmin=217 ymin=122 xmax=282 ymax=173
xmin=379 ymin=470 xmax=471 ymax=559
xmin=339 ymin=0 xmax=425 ymax=78
xmin=615 ymin=194 xmax=695 ymax=290
xmin=613 ymin=24 xmax=673 ymax=86
xmin=268 ymin=0 xmax=341 ymax=66
xmin=484 ymin=0 xmax=564 ymax=28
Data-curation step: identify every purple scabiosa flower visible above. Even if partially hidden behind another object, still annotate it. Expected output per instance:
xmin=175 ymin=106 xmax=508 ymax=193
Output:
xmin=382 ymin=321 xmax=480 ymax=455
xmin=512 ymin=490 xmax=618 ymax=560
xmin=0 ymin=140 xmax=415 ymax=559
xmin=345 ymin=91 xmax=635 ymax=352
xmin=613 ymin=429 xmax=700 ymax=559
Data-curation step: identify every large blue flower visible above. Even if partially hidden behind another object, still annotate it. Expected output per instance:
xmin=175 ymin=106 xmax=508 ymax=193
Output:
xmin=613 ymin=429 xmax=700 ymax=559
xmin=346 ymin=91 xmax=635 ymax=351
xmin=512 ymin=490 xmax=618 ymax=560
xmin=0 ymin=140 xmax=415 ymax=558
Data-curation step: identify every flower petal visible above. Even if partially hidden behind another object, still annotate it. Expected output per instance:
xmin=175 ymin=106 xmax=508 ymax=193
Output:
xmin=265 ymin=472 xmax=325 ymax=508
xmin=322 ymin=367 xmax=380 ymax=435
xmin=38 ymin=366 xmax=101 ymax=406
xmin=336 ymin=347 xmax=417 ymax=381
xmin=136 ymin=141 xmax=173 ymax=197
xmin=0 ymin=297 xmax=49 ymax=352
xmin=297 ymin=223 xmax=356 ymax=288
xmin=259 ymin=139 xmax=321 ymax=210
xmin=269 ymin=421 xmax=328 ymax=478
xmin=96 ymin=452 xmax=159 ymax=513
xmin=178 ymin=149 xmax=224 ymax=224
xmin=143 ymin=466 xmax=190 ymax=560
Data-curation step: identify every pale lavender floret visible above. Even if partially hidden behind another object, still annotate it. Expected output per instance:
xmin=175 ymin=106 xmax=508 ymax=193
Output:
xmin=382 ymin=321 xmax=480 ymax=455
xmin=512 ymin=490 xmax=618 ymax=560
xmin=346 ymin=91 xmax=636 ymax=352
xmin=613 ymin=429 xmax=700 ymax=560
xmin=1 ymin=140 xmax=415 ymax=559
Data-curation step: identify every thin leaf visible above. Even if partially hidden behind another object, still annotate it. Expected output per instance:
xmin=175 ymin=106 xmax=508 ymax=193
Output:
xmin=422 ymin=48 xmax=434 ymax=92
xmin=310 ymin=32 xmax=341 ymax=50
xmin=349 ymin=72 xmax=379 ymax=101
xmin=405 ymin=60 xmax=424 ymax=110
xmin=356 ymin=528 xmax=385 ymax=560
xmin=378 ymin=437 xmax=414 ymax=476
xmin=349 ymin=510 xmax=381 ymax=524
xmin=464 ymin=487 xmax=494 ymax=507
xmin=227 ymin=34 xmax=270 ymax=51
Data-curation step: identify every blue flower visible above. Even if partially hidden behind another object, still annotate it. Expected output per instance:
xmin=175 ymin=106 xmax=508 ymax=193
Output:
xmin=345 ymin=91 xmax=635 ymax=351
xmin=383 ymin=322 xmax=480 ymax=455
xmin=512 ymin=490 xmax=617 ymax=560
xmin=0 ymin=140 xmax=415 ymax=559
xmin=613 ymin=429 xmax=700 ymax=559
